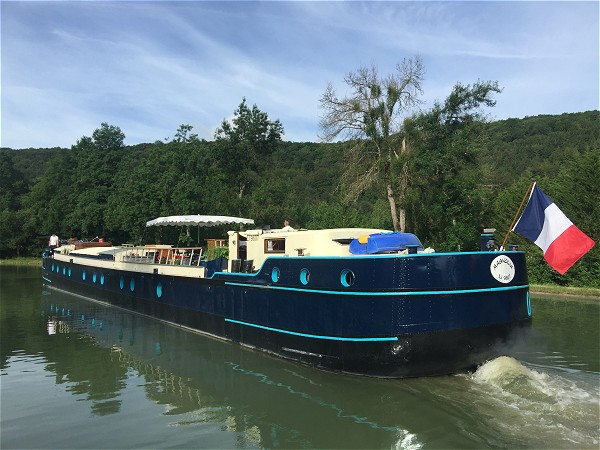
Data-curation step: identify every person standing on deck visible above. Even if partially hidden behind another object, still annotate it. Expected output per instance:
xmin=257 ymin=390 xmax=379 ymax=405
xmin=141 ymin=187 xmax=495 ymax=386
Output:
xmin=49 ymin=233 xmax=59 ymax=256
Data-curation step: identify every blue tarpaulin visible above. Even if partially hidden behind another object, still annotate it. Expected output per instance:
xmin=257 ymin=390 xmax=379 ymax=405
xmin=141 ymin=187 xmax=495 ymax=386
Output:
xmin=349 ymin=232 xmax=423 ymax=255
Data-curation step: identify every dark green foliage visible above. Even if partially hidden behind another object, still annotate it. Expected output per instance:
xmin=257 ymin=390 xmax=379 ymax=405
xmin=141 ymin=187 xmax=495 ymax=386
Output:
xmin=1 ymin=109 xmax=597 ymax=288
xmin=483 ymin=111 xmax=600 ymax=184
xmin=403 ymin=81 xmax=502 ymax=250
xmin=2 ymin=147 xmax=67 ymax=182
xmin=0 ymin=151 xmax=29 ymax=257
xmin=68 ymin=123 xmax=126 ymax=238
xmin=213 ymin=98 xmax=284 ymax=214
xmin=18 ymin=149 xmax=77 ymax=252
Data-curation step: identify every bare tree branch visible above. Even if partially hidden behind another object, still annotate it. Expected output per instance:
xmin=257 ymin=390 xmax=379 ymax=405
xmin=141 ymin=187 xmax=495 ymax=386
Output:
xmin=318 ymin=56 xmax=425 ymax=230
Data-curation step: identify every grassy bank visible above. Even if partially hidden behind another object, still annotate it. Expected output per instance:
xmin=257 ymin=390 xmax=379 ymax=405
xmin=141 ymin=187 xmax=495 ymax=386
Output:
xmin=529 ymin=284 xmax=600 ymax=299
xmin=1 ymin=257 xmax=598 ymax=298
xmin=0 ymin=257 xmax=42 ymax=266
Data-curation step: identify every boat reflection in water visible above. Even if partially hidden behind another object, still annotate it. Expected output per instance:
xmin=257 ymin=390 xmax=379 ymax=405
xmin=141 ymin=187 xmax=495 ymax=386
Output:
xmin=41 ymin=294 xmax=419 ymax=449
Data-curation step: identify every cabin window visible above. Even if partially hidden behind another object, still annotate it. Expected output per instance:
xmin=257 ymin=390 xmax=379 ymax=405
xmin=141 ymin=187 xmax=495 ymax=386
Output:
xmin=265 ymin=238 xmax=286 ymax=253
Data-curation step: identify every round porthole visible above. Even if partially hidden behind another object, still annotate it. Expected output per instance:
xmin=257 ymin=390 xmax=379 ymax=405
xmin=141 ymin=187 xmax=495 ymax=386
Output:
xmin=100 ymin=274 xmax=105 ymax=285
xmin=340 ymin=269 xmax=355 ymax=287
xmin=526 ymin=291 xmax=531 ymax=317
xmin=271 ymin=267 xmax=280 ymax=283
xmin=62 ymin=267 xmax=66 ymax=275
xmin=68 ymin=268 xmax=72 ymax=277
xmin=51 ymin=263 xmax=55 ymax=272
xmin=119 ymin=276 xmax=124 ymax=290
xmin=130 ymin=278 xmax=135 ymax=292
xmin=300 ymin=268 xmax=310 ymax=285
xmin=93 ymin=273 xmax=97 ymax=283
xmin=82 ymin=271 xmax=86 ymax=281
xmin=156 ymin=282 xmax=163 ymax=298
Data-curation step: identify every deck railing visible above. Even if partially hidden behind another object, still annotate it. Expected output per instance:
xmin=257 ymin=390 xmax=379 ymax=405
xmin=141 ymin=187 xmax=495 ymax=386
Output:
xmin=121 ymin=246 xmax=205 ymax=267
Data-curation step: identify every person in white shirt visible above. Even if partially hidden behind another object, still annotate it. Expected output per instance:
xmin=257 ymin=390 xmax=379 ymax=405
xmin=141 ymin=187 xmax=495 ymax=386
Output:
xmin=49 ymin=233 xmax=59 ymax=256
xmin=282 ymin=219 xmax=295 ymax=231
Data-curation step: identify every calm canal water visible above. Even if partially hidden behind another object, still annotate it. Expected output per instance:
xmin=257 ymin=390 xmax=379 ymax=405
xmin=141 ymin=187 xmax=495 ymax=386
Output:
xmin=1 ymin=266 xmax=598 ymax=449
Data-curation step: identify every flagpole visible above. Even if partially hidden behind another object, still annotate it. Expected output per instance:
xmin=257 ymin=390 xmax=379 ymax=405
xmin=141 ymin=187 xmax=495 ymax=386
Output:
xmin=500 ymin=180 xmax=535 ymax=250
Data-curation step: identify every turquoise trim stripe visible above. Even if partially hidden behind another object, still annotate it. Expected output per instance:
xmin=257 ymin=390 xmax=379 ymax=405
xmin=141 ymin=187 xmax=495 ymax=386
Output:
xmin=42 ymin=276 xmax=52 ymax=283
xmin=224 ymin=282 xmax=529 ymax=297
xmin=257 ymin=251 xmax=525 ymax=261
xmin=224 ymin=318 xmax=398 ymax=342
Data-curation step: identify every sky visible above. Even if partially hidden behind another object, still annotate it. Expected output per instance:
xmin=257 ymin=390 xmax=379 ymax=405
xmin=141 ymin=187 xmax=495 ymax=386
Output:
xmin=1 ymin=1 xmax=598 ymax=149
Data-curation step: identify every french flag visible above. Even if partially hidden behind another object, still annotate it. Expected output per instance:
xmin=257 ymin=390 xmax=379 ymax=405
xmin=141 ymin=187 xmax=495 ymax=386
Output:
xmin=513 ymin=183 xmax=595 ymax=274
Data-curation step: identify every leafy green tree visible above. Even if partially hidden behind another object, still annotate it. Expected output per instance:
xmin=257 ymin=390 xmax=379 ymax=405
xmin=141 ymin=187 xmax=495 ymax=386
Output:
xmin=173 ymin=124 xmax=199 ymax=144
xmin=483 ymin=111 xmax=600 ymax=185
xmin=319 ymin=57 xmax=425 ymax=231
xmin=19 ymin=149 xmax=77 ymax=251
xmin=69 ymin=123 xmax=125 ymax=238
xmin=214 ymin=99 xmax=284 ymax=215
xmin=0 ymin=152 xmax=26 ymax=212
xmin=403 ymin=80 xmax=502 ymax=249
xmin=0 ymin=152 xmax=29 ymax=256
xmin=105 ymin=127 xmax=221 ymax=244
xmin=7 ymin=147 xmax=67 ymax=182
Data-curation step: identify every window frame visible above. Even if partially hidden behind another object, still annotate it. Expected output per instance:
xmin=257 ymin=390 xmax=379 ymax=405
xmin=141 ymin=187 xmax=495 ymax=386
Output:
xmin=264 ymin=238 xmax=286 ymax=254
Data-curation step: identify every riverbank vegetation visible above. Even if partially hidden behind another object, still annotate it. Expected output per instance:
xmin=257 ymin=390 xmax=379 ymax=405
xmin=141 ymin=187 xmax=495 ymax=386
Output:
xmin=1 ymin=88 xmax=597 ymax=289
xmin=529 ymin=284 xmax=600 ymax=299
xmin=0 ymin=257 xmax=41 ymax=266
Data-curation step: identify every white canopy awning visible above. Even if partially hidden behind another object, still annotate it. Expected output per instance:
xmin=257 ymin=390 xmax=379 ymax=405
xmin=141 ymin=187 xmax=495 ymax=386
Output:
xmin=146 ymin=215 xmax=254 ymax=228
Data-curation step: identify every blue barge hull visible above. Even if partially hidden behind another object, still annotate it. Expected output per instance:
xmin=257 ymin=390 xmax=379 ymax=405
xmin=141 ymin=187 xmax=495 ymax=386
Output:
xmin=42 ymin=251 xmax=532 ymax=377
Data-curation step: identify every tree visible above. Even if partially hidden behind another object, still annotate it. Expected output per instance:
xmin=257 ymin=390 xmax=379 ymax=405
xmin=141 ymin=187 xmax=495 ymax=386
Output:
xmin=69 ymin=123 xmax=126 ymax=238
xmin=19 ymin=149 xmax=77 ymax=252
xmin=173 ymin=124 xmax=199 ymax=144
xmin=0 ymin=152 xmax=29 ymax=257
xmin=319 ymin=57 xmax=424 ymax=231
xmin=92 ymin=123 xmax=126 ymax=153
xmin=403 ymin=80 xmax=502 ymax=249
xmin=214 ymin=99 xmax=284 ymax=215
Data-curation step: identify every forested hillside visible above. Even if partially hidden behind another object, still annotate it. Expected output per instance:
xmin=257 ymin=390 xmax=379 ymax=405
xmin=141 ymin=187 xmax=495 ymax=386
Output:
xmin=1 ymin=109 xmax=598 ymax=287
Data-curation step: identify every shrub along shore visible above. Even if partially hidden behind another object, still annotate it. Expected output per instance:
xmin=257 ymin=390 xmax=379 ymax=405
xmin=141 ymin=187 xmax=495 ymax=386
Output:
xmin=2 ymin=257 xmax=598 ymax=299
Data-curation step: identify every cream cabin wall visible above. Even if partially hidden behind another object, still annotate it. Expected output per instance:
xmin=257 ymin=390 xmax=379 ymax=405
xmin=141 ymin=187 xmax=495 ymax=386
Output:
xmin=238 ymin=228 xmax=388 ymax=270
